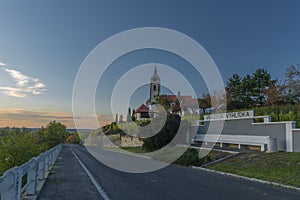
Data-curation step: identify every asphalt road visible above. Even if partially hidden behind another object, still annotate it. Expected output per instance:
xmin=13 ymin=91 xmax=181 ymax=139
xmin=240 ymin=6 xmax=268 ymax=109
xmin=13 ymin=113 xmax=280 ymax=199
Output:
xmin=38 ymin=145 xmax=102 ymax=200
xmin=70 ymin=145 xmax=300 ymax=200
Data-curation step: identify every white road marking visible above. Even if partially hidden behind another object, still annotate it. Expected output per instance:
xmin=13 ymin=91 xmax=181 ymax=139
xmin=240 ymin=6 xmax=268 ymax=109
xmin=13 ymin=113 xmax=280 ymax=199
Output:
xmin=70 ymin=147 xmax=110 ymax=200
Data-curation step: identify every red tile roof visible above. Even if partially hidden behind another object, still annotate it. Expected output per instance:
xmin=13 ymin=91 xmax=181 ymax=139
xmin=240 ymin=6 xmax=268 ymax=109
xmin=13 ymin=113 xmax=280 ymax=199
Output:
xmin=135 ymin=104 xmax=149 ymax=113
xmin=167 ymin=95 xmax=178 ymax=102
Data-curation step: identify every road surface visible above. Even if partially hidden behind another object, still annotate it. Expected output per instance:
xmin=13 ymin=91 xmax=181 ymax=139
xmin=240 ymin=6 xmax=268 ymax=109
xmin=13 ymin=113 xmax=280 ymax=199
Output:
xmin=66 ymin=145 xmax=300 ymax=200
xmin=72 ymin=146 xmax=300 ymax=200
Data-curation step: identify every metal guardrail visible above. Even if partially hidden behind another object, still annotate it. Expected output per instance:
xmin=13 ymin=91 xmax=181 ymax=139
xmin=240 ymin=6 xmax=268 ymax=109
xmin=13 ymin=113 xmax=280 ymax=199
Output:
xmin=0 ymin=144 xmax=62 ymax=200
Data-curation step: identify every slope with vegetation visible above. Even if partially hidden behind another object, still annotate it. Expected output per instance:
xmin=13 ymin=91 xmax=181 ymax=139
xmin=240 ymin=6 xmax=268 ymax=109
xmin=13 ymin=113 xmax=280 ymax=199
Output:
xmin=0 ymin=121 xmax=81 ymax=175
xmin=208 ymin=152 xmax=300 ymax=187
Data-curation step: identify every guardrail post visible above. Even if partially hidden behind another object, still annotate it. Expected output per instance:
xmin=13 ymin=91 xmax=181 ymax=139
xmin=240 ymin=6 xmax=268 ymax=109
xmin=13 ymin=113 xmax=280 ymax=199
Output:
xmin=26 ymin=158 xmax=38 ymax=195
xmin=37 ymin=154 xmax=45 ymax=180
xmin=1 ymin=168 xmax=17 ymax=200
xmin=49 ymin=153 xmax=53 ymax=167
xmin=15 ymin=167 xmax=22 ymax=200
xmin=44 ymin=154 xmax=49 ymax=171
xmin=3 ymin=167 xmax=22 ymax=200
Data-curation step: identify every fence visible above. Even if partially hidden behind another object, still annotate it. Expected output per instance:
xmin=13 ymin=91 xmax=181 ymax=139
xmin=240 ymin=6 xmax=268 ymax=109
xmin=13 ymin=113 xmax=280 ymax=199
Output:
xmin=0 ymin=144 xmax=62 ymax=200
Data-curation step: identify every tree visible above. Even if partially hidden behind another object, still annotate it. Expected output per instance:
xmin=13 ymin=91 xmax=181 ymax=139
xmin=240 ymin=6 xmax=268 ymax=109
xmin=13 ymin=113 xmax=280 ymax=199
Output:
xmin=171 ymin=98 xmax=181 ymax=114
xmin=0 ymin=122 xmax=69 ymax=176
xmin=198 ymin=94 xmax=211 ymax=114
xmin=158 ymin=95 xmax=173 ymax=111
xmin=209 ymin=90 xmax=227 ymax=112
xmin=142 ymin=114 xmax=181 ymax=151
xmin=226 ymin=73 xmax=242 ymax=109
xmin=66 ymin=132 xmax=82 ymax=144
xmin=240 ymin=74 xmax=254 ymax=108
xmin=131 ymin=109 xmax=136 ymax=121
xmin=127 ymin=108 xmax=132 ymax=122
xmin=251 ymin=68 xmax=272 ymax=106
xmin=281 ymin=65 xmax=300 ymax=104
xmin=0 ymin=128 xmax=41 ymax=175
xmin=44 ymin=121 xmax=68 ymax=148
xmin=266 ymin=79 xmax=279 ymax=107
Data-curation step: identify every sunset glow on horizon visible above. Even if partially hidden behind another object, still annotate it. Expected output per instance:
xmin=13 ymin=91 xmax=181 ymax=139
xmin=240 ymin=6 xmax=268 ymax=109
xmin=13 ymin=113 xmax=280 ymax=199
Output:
xmin=1 ymin=1 xmax=300 ymax=128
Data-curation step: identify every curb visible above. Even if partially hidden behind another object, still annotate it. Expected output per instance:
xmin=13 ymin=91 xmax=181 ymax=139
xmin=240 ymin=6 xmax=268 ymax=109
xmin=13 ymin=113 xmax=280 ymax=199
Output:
xmin=192 ymin=166 xmax=300 ymax=192
xmin=87 ymin=146 xmax=152 ymax=160
xmin=201 ymin=152 xmax=240 ymax=167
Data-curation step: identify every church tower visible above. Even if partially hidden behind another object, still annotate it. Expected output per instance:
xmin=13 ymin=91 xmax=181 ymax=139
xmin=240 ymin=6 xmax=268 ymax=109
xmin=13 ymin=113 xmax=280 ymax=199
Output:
xmin=150 ymin=66 xmax=160 ymax=103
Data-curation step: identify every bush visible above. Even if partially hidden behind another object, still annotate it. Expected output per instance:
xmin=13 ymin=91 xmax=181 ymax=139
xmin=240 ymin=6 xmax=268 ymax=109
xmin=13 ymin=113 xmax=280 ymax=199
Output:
xmin=174 ymin=148 xmax=201 ymax=166
xmin=0 ymin=121 xmax=73 ymax=176
xmin=174 ymin=148 xmax=230 ymax=166
xmin=253 ymin=105 xmax=300 ymax=127
xmin=66 ymin=132 xmax=82 ymax=144
xmin=142 ymin=114 xmax=181 ymax=151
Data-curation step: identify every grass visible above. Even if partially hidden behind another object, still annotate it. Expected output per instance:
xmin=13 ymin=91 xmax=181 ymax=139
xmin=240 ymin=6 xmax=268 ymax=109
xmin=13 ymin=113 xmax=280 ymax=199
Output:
xmin=120 ymin=146 xmax=147 ymax=153
xmin=120 ymin=145 xmax=230 ymax=166
xmin=173 ymin=148 xmax=231 ymax=166
xmin=208 ymin=152 xmax=300 ymax=187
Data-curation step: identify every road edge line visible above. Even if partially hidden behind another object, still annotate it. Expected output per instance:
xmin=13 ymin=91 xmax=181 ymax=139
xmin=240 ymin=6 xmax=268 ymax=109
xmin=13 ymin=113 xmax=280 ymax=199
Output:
xmin=70 ymin=147 xmax=110 ymax=200
xmin=192 ymin=166 xmax=300 ymax=192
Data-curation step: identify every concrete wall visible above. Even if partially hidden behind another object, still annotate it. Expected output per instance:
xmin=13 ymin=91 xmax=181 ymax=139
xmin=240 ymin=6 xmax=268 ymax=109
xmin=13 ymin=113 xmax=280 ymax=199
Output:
xmin=194 ymin=119 xmax=297 ymax=152
xmin=85 ymin=134 xmax=119 ymax=147
xmin=85 ymin=133 xmax=143 ymax=147
xmin=293 ymin=129 xmax=300 ymax=152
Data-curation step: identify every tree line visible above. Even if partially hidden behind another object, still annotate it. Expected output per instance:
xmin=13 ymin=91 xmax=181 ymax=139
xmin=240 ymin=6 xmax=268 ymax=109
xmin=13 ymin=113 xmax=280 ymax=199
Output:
xmin=0 ymin=121 xmax=81 ymax=175
xmin=198 ymin=65 xmax=299 ymax=111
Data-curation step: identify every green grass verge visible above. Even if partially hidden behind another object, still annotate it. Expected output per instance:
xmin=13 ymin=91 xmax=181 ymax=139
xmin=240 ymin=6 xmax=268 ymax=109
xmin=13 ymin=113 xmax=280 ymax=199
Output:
xmin=120 ymin=146 xmax=230 ymax=166
xmin=174 ymin=148 xmax=230 ymax=166
xmin=120 ymin=146 xmax=147 ymax=153
xmin=208 ymin=152 xmax=300 ymax=187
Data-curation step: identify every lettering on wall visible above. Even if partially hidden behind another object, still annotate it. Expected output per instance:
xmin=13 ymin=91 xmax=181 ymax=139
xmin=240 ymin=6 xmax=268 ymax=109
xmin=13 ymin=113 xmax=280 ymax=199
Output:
xmin=204 ymin=110 xmax=254 ymax=121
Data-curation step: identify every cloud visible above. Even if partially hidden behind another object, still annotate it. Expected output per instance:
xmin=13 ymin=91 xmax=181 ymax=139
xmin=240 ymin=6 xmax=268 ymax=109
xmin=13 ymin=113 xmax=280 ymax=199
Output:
xmin=0 ymin=67 xmax=46 ymax=98
xmin=4 ymin=68 xmax=31 ymax=86
xmin=0 ymin=87 xmax=26 ymax=98
xmin=0 ymin=109 xmax=114 ymax=128
xmin=0 ymin=109 xmax=75 ymax=128
xmin=88 ymin=114 xmax=114 ymax=126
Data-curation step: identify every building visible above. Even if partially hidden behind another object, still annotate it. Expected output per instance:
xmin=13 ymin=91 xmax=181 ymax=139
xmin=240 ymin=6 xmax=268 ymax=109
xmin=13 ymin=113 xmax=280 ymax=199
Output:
xmin=134 ymin=65 xmax=199 ymax=120
xmin=134 ymin=104 xmax=150 ymax=120
xmin=150 ymin=66 xmax=160 ymax=103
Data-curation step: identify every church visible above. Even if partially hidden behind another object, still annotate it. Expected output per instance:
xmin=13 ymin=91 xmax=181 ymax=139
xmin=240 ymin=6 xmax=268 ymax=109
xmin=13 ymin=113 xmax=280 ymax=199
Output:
xmin=133 ymin=66 xmax=198 ymax=121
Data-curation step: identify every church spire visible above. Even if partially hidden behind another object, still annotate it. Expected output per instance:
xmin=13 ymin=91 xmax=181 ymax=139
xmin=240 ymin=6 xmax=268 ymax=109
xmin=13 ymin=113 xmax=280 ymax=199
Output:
xmin=150 ymin=64 xmax=160 ymax=104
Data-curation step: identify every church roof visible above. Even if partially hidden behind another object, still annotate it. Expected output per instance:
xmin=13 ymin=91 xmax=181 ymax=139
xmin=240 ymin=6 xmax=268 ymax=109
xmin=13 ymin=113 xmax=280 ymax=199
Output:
xmin=180 ymin=96 xmax=194 ymax=102
xmin=135 ymin=104 xmax=150 ymax=113
xmin=167 ymin=95 xmax=178 ymax=102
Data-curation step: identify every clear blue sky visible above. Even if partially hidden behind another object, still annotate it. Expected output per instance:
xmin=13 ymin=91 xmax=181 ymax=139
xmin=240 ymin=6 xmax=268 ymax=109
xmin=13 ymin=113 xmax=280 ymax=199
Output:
xmin=0 ymin=0 xmax=300 ymax=128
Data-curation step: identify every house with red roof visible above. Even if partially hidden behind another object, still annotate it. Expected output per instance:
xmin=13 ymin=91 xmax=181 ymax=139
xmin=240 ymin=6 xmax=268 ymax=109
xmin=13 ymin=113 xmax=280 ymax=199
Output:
xmin=134 ymin=104 xmax=150 ymax=120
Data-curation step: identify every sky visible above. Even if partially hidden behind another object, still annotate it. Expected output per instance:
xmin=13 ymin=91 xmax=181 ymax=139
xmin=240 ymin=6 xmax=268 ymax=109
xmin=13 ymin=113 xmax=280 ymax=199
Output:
xmin=0 ymin=0 xmax=300 ymax=128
